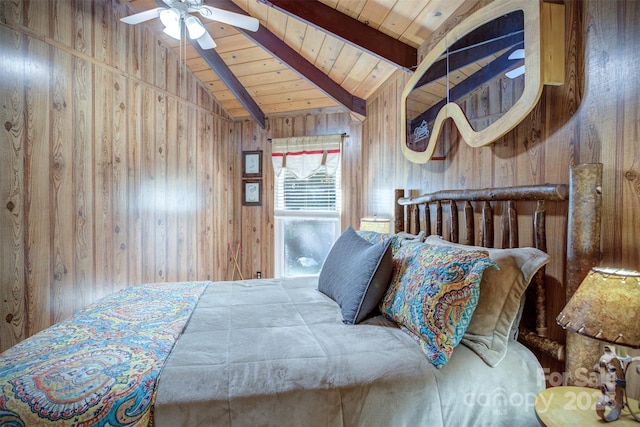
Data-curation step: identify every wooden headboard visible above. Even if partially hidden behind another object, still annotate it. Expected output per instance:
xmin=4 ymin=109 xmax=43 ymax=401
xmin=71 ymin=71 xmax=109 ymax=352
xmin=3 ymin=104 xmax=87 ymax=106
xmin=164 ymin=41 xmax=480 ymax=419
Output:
xmin=394 ymin=163 xmax=602 ymax=380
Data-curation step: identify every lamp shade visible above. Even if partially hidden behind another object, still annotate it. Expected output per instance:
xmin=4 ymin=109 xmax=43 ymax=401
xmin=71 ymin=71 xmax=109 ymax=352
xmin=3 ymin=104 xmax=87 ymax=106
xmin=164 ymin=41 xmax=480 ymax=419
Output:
xmin=160 ymin=8 xmax=181 ymax=40
xmin=557 ymin=267 xmax=640 ymax=348
xmin=359 ymin=218 xmax=391 ymax=234
xmin=185 ymin=16 xmax=206 ymax=39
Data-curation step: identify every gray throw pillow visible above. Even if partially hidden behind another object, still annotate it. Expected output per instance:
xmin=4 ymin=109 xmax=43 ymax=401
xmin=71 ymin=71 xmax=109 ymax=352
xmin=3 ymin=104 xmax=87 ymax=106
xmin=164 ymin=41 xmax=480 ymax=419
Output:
xmin=318 ymin=226 xmax=393 ymax=324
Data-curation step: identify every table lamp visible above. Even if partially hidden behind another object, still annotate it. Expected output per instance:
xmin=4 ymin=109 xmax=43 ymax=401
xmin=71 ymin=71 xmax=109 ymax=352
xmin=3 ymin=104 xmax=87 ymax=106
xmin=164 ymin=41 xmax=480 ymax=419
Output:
xmin=557 ymin=266 xmax=640 ymax=422
xmin=359 ymin=217 xmax=391 ymax=234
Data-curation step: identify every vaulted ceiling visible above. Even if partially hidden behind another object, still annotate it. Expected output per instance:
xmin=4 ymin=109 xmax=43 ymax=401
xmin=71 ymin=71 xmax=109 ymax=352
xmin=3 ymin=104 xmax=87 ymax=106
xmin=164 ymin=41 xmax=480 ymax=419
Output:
xmin=119 ymin=0 xmax=468 ymax=127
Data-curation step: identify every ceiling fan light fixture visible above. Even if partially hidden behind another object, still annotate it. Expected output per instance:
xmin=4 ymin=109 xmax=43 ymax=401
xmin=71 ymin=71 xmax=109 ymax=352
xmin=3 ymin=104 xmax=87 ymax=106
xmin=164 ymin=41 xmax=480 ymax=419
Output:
xmin=160 ymin=8 xmax=181 ymax=40
xmin=185 ymin=16 xmax=206 ymax=40
xmin=163 ymin=24 xmax=182 ymax=40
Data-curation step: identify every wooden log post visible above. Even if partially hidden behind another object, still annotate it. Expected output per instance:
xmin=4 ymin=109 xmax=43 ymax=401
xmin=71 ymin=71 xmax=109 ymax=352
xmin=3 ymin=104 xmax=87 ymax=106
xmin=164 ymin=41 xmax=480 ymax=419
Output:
xmin=534 ymin=200 xmax=548 ymax=338
xmin=519 ymin=329 xmax=565 ymax=362
xmin=394 ymin=189 xmax=405 ymax=234
xmin=463 ymin=201 xmax=474 ymax=245
xmin=482 ymin=201 xmax=493 ymax=247
xmin=507 ymin=200 xmax=518 ymax=248
xmin=424 ymin=203 xmax=431 ymax=237
xmin=450 ymin=200 xmax=458 ymax=243
xmin=410 ymin=189 xmax=420 ymax=234
xmin=565 ymin=163 xmax=603 ymax=386
xmin=435 ymin=201 xmax=443 ymax=237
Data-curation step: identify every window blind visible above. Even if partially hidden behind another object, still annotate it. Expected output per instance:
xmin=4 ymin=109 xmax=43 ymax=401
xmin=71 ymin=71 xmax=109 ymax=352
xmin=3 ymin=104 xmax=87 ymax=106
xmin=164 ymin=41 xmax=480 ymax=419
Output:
xmin=275 ymin=167 xmax=341 ymax=212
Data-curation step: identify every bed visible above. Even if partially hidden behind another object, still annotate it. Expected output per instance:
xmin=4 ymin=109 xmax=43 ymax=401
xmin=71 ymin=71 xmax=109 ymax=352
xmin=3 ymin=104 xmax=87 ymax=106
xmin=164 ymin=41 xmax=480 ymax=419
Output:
xmin=0 ymin=164 xmax=602 ymax=427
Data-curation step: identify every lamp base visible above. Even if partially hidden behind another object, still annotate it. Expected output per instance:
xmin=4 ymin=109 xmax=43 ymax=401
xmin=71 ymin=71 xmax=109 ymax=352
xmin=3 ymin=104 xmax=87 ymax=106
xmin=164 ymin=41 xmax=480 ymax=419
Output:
xmin=596 ymin=345 xmax=640 ymax=422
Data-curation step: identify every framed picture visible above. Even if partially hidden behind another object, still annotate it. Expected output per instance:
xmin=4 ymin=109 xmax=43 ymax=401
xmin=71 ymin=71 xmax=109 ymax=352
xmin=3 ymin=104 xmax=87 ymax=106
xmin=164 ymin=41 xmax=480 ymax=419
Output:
xmin=242 ymin=180 xmax=262 ymax=206
xmin=242 ymin=150 xmax=262 ymax=178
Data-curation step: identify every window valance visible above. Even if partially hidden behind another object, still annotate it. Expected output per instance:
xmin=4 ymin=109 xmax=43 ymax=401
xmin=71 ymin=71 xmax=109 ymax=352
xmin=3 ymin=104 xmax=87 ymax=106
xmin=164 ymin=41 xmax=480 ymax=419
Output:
xmin=271 ymin=134 xmax=342 ymax=179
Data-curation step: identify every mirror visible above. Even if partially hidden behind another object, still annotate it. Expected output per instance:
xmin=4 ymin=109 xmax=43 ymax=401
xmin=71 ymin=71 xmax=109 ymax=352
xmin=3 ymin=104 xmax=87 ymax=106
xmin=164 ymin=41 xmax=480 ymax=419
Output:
xmin=401 ymin=0 xmax=564 ymax=163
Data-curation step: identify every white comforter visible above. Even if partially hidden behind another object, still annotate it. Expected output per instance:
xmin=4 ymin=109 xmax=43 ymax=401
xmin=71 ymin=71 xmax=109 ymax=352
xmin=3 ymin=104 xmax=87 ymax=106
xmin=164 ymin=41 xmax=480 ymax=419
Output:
xmin=154 ymin=277 xmax=544 ymax=427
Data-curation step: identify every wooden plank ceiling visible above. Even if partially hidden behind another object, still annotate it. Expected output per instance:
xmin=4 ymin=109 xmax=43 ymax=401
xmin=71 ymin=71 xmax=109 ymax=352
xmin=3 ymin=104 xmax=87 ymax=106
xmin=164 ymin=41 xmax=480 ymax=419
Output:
xmin=119 ymin=0 xmax=467 ymax=126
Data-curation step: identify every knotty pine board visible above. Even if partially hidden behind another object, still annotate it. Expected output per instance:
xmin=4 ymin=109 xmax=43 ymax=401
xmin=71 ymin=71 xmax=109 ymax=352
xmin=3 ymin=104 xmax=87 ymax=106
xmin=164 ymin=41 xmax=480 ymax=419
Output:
xmin=0 ymin=0 xmax=237 ymax=351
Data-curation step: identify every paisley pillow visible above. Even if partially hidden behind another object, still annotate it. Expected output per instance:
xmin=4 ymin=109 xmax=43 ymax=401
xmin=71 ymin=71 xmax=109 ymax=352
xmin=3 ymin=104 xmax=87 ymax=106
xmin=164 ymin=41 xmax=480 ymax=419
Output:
xmin=380 ymin=243 xmax=497 ymax=367
xmin=424 ymin=235 xmax=550 ymax=367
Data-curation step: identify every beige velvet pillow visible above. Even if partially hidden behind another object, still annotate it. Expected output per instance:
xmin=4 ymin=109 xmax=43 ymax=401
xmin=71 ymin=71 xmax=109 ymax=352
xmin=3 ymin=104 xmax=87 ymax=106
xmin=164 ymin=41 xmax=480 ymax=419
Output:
xmin=424 ymin=235 xmax=550 ymax=367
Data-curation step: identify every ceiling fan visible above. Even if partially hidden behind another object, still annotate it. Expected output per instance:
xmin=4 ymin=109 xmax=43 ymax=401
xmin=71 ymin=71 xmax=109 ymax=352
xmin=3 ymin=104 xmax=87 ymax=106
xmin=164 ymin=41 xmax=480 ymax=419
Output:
xmin=120 ymin=0 xmax=260 ymax=50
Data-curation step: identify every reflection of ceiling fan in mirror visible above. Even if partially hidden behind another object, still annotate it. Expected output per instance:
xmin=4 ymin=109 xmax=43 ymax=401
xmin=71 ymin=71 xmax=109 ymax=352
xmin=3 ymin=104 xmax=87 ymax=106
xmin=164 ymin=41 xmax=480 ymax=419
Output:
xmin=120 ymin=0 xmax=259 ymax=50
xmin=506 ymin=48 xmax=525 ymax=79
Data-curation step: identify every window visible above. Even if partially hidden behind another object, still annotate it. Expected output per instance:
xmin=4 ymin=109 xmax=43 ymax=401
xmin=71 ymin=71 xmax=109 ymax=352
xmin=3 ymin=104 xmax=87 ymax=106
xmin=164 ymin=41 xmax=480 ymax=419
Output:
xmin=272 ymin=135 xmax=342 ymax=278
xmin=275 ymin=168 xmax=341 ymax=277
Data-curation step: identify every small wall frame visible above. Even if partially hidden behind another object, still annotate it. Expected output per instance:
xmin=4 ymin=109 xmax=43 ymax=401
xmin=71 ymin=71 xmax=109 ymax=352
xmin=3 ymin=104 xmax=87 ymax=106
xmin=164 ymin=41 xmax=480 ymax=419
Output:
xmin=242 ymin=150 xmax=262 ymax=178
xmin=242 ymin=180 xmax=262 ymax=206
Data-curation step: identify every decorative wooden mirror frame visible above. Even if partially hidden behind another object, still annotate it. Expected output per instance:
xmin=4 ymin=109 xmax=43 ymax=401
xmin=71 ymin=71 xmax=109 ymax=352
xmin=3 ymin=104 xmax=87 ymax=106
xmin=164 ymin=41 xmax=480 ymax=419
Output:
xmin=400 ymin=0 xmax=564 ymax=163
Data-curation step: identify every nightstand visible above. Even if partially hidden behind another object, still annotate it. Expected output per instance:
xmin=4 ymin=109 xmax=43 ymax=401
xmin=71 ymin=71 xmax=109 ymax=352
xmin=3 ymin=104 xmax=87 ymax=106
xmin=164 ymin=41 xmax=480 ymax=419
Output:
xmin=535 ymin=386 xmax=640 ymax=426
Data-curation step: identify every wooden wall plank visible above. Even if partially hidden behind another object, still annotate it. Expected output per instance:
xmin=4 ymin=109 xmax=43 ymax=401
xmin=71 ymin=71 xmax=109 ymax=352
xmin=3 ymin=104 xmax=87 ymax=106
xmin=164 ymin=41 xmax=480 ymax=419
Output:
xmin=213 ymin=116 xmax=230 ymax=280
xmin=72 ymin=55 xmax=94 ymax=311
xmin=140 ymin=86 xmax=155 ymax=284
xmin=241 ymin=123 xmax=263 ymax=279
xmin=166 ymin=96 xmax=179 ymax=282
xmin=112 ymin=72 xmax=128 ymax=292
xmin=154 ymin=35 xmax=167 ymax=91
xmin=127 ymin=81 xmax=143 ymax=286
xmin=141 ymin=28 xmax=154 ymax=92
xmin=50 ymin=48 xmax=75 ymax=324
xmin=52 ymin=0 xmax=73 ymax=48
xmin=154 ymin=92 xmax=168 ymax=282
xmin=178 ymin=104 xmax=197 ymax=280
xmin=185 ymin=104 xmax=197 ymax=280
xmin=73 ymin=0 xmax=92 ymax=57
xmin=94 ymin=66 xmax=114 ymax=300
xmin=196 ymin=110 xmax=214 ymax=280
xmin=24 ymin=36 xmax=52 ymax=337
xmin=620 ymin=1 xmax=640 ymax=268
xmin=0 ymin=26 xmax=26 ymax=350
xmin=93 ymin=0 xmax=112 ymax=65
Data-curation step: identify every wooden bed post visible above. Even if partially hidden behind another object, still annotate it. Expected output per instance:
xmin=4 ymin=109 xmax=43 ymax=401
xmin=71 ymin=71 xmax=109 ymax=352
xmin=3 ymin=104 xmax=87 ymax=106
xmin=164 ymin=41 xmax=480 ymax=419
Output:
xmin=565 ymin=163 xmax=603 ymax=386
xmin=394 ymin=189 xmax=405 ymax=234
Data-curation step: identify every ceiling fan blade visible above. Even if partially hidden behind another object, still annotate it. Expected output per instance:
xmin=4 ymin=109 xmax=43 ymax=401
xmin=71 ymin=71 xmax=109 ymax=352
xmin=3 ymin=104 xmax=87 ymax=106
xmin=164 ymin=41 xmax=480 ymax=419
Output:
xmin=505 ymin=65 xmax=525 ymax=79
xmin=508 ymin=49 xmax=525 ymax=60
xmin=196 ymin=31 xmax=217 ymax=50
xmin=120 ymin=7 xmax=165 ymax=25
xmin=198 ymin=5 xmax=259 ymax=32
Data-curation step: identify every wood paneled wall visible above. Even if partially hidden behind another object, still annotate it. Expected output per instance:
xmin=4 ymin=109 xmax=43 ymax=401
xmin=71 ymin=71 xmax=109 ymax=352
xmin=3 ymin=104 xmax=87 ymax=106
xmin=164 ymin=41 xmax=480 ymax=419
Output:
xmin=361 ymin=0 xmax=640 ymax=376
xmin=232 ymin=112 xmax=363 ymax=280
xmin=0 ymin=0 xmax=238 ymax=351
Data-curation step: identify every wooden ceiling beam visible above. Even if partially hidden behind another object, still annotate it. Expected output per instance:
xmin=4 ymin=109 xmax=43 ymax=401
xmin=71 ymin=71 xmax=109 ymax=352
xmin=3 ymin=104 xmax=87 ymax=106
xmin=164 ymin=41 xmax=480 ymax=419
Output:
xmin=258 ymin=0 xmax=417 ymax=71
xmin=207 ymin=0 xmax=366 ymax=116
xmin=191 ymin=40 xmax=267 ymax=128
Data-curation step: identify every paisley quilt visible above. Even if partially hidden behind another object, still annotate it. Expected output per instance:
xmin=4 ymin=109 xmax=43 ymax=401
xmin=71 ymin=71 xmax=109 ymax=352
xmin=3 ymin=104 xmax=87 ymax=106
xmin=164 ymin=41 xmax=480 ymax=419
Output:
xmin=0 ymin=281 xmax=209 ymax=427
